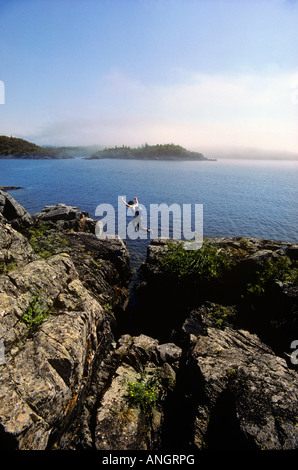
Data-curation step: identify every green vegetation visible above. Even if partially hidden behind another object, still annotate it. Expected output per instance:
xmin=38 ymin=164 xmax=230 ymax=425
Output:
xmin=0 ymin=261 xmax=18 ymax=275
xmin=208 ymin=304 xmax=236 ymax=329
xmin=102 ymin=302 xmax=113 ymax=313
xmin=0 ymin=136 xmax=69 ymax=158
xmin=160 ymin=241 xmax=232 ymax=285
xmin=245 ymin=256 xmax=298 ymax=298
xmin=125 ymin=376 xmax=159 ymax=415
xmin=0 ymin=137 xmax=211 ymax=160
xmin=226 ymin=368 xmax=237 ymax=380
xmin=27 ymin=223 xmax=69 ymax=258
xmin=21 ymin=291 xmax=48 ymax=330
xmin=160 ymin=241 xmax=297 ymax=297
xmin=87 ymin=143 xmax=208 ymax=161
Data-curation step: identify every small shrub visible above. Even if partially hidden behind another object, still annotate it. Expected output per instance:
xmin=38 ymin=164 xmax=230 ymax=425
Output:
xmin=245 ymin=256 xmax=298 ymax=298
xmin=0 ymin=261 xmax=17 ymax=275
xmin=21 ymin=292 xmax=48 ymax=330
xmin=160 ymin=241 xmax=231 ymax=285
xmin=239 ymin=237 xmax=251 ymax=249
xmin=125 ymin=377 xmax=159 ymax=414
xmin=210 ymin=304 xmax=235 ymax=329
xmin=102 ymin=302 xmax=113 ymax=313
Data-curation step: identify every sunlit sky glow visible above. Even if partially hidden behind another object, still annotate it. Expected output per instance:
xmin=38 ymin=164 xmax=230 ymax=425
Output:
xmin=0 ymin=0 xmax=297 ymax=156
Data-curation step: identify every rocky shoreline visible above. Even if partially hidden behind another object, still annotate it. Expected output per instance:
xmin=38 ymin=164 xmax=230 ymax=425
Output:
xmin=0 ymin=186 xmax=23 ymax=191
xmin=0 ymin=189 xmax=298 ymax=450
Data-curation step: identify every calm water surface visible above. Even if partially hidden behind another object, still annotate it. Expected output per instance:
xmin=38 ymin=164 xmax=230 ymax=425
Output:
xmin=1 ymin=158 xmax=297 ymax=266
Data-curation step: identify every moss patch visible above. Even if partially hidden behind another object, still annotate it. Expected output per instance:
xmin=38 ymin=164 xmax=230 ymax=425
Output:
xmin=27 ymin=223 xmax=69 ymax=258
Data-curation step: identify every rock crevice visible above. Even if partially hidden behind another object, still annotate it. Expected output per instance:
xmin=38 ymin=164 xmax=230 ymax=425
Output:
xmin=0 ymin=192 xmax=298 ymax=450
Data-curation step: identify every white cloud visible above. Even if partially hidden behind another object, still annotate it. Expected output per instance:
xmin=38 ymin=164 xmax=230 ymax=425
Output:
xmin=95 ymin=69 xmax=298 ymax=152
xmin=26 ymin=69 xmax=298 ymax=153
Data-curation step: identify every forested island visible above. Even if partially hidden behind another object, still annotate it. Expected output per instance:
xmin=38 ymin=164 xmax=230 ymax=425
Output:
xmin=0 ymin=136 xmax=71 ymax=159
xmin=0 ymin=137 xmax=215 ymax=161
xmin=86 ymin=143 xmax=214 ymax=161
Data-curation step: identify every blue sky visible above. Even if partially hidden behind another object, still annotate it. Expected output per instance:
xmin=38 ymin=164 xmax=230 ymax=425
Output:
xmin=0 ymin=0 xmax=297 ymax=154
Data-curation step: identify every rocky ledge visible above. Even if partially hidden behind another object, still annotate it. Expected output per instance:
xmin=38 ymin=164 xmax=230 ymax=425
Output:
xmin=0 ymin=192 xmax=181 ymax=450
xmin=134 ymin=237 xmax=298 ymax=450
xmin=0 ymin=190 xmax=298 ymax=451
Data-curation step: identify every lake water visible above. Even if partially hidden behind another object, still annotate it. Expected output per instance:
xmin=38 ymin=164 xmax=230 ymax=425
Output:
xmin=1 ymin=158 xmax=297 ymax=269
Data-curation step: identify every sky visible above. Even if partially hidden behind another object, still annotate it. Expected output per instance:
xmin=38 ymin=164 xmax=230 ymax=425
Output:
xmin=0 ymin=0 xmax=298 ymax=155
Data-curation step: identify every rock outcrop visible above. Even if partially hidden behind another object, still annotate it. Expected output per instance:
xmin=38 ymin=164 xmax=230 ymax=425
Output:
xmin=57 ymin=334 xmax=181 ymax=450
xmin=182 ymin=325 xmax=298 ymax=450
xmin=0 ymin=221 xmax=37 ymax=275
xmin=136 ymin=237 xmax=298 ymax=450
xmin=0 ymin=189 xmax=33 ymax=231
xmin=33 ymin=203 xmax=95 ymax=233
xmin=136 ymin=237 xmax=298 ymax=355
xmin=0 ymin=196 xmax=131 ymax=449
xmin=1 ymin=192 xmax=298 ymax=451
xmin=0 ymin=252 xmax=113 ymax=450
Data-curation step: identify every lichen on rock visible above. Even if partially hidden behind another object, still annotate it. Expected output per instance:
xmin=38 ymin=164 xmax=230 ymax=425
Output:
xmin=1 ymin=192 xmax=298 ymax=451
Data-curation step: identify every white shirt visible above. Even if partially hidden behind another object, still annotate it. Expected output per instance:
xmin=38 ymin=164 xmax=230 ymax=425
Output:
xmin=129 ymin=203 xmax=143 ymax=216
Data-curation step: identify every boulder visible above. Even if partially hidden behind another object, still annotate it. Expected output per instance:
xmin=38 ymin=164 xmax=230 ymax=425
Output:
xmin=0 ymin=222 xmax=38 ymax=275
xmin=33 ymin=203 xmax=95 ymax=233
xmin=0 ymin=190 xmax=33 ymax=230
xmin=181 ymin=325 xmax=298 ymax=450
xmin=156 ymin=343 xmax=182 ymax=364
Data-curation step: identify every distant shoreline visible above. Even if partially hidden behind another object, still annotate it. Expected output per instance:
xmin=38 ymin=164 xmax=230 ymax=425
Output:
xmin=84 ymin=155 xmax=217 ymax=161
xmin=0 ymin=186 xmax=23 ymax=190
xmin=84 ymin=143 xmax=215 ymax=161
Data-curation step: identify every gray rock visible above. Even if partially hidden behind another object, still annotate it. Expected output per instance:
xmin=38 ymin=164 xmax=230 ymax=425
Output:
xmin=1 ymin=193 xmax=298 ymax=451
xmin=156 ymin=343 xmax=182 ymax=364
xmin=0 ymin=222 xmax=38 ymax=275
xmin=185 ymin=326 xmax=298 ymax=450
xmin=0 ymin=211 xmax=131 ymax=450
xmin=0 ymin=189 xmax=33 ymax=230
xmin=33 ymin=203 xmax=95 ymax=233
xmin=93 ymin=334 xmax=178 ymax=451
xmin=0 ymin=251 xmax=116 ymax=449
